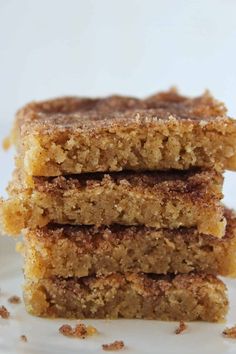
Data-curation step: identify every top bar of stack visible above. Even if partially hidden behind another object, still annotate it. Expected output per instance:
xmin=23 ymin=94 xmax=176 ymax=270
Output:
xmin=11 ymin=88 xmax=236 ymax=177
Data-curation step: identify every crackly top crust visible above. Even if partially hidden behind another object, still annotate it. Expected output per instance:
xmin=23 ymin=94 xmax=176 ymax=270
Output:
xmin=9 ymin=168 xmax=223 ymax=202
xmin=34 ymin=169 xmax=222 ymax=196
xmin=15 ymin=89 xmax=229 ymax=135
xmin=28 ymin=208 xmax=235 ymax=246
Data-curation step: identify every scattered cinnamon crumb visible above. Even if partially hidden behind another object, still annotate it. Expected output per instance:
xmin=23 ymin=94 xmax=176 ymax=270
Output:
xmin=84 ymin=324 xmax=98 ymax=336
xmin=102 ymin=340 xmax=125 ymax=351
xmin=59 ymin=324 xmax=72 ymax=336
xmin=72 ymin=324 xmax=88 ymax=338
xmin=59 ymin=323 xmax=98 ymax=339
xmin=0 ymin=305 xmax=10 ymax=319
xmin=8 ymin=295 xmax=21 ymax=304
xmin=2 ymin=136 xmax=11 ymax=150
xmin=175 ymin=320 xmax=187 ymax=334
xmin=20 ymin=335 xmax=27 ymax=342
xmin=15 ymin=241 xmax=24 ymax=254
xmin=223 ymin=325 xmax=236 ymax=338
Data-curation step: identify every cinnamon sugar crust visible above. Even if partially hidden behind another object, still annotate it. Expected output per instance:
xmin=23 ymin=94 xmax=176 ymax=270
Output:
xmin=1 ymin=169 xmax=225 ymax=237
xmin=23 ymin=208 xmax=236 ymax=279
xmin=15 ymin=89 xmax=227 ymax=133
xmin=10 ymin=89 xmax=236 ymax=176
xmin=23 ymin=273 xmax=228 ymax=321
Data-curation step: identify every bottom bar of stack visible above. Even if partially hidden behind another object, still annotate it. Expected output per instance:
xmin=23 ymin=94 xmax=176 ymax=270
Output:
xmin=22 ymin=208 xmax=236 ymax=322
xmin=24 ymin=273 xmax=227 ymax=322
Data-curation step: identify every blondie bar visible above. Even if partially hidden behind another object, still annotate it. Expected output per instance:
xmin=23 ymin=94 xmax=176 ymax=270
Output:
xmin=23 ymin=209 xmax=236 ymax=279
xmin=11 ymin=89 xmax=236 ymax=176
xmin=1 ymin=169 xmax=225 ymax=237
xmin=23 ymin=273 xmax=228 ymax=321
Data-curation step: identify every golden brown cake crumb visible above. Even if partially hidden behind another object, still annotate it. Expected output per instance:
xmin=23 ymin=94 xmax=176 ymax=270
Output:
xmin=59 ymin=323 xmax=97 ymax=338
xmin=102 ymin=340 xmax=125 ymax=351
xmin=20 ymin=335 xmax=27 ymax=342
xmin=0 ymin=305 xmax=10 ymax=319
xmin=175 ymin=320 xmax=187 ymax=334
xmin=8 ymin=295 xmax=21 ymax=304
xmin=222 ymin=325 xmax=236 ymax=338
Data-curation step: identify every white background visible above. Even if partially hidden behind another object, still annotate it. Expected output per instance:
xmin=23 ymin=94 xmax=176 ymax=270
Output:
xmin=0 ymin=0 xmax=236 ymax=201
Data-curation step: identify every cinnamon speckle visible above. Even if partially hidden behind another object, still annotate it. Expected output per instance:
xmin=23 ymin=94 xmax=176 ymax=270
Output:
xmin=0 ymin=305 xmax=10 ymax=319
xmin=20 ymin=335 xmax=27 ymax=342
xmin=223 ymin=325 xmax=236 ymax=338
xmin=102 ymin=340 xmax=125 ymax=351
xmin=175 ymin=320 xmax=187 ymax=334
xmin=8 ymin=295 xmax=21 ymax=304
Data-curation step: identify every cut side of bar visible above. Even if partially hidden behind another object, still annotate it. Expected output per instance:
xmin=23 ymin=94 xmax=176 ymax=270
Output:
xmin=11 ymin=89 xmax=236 ymax=176
xmin=1 ymin=169 xmax=225 ymax=237
xmin=23 ymin=273 xmax=228 ymax=321
xmin=23 ymin=209 xmax=236 ymax=279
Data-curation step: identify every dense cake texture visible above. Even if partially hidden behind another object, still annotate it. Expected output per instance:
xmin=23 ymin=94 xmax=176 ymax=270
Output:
xmin=1 ymin=169 xmax=225 ymax=237
xmin=23 ymin=273 xmax=228 ymax=321
xmin=23 ymin=209 xmax=236 ymax=279
xmin=11 ymin=89 xmax=236 ymax=176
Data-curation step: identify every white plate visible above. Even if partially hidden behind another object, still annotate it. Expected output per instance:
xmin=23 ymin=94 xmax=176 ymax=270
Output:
xmin=1 ymin=123 xmax=236 ymax=353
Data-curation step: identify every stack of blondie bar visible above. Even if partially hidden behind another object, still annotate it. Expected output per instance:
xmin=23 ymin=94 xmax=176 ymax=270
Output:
xmin=1 ymin=89 xmax=236 ymax=321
